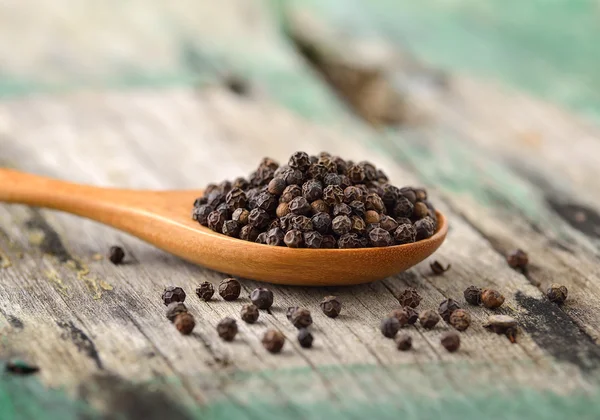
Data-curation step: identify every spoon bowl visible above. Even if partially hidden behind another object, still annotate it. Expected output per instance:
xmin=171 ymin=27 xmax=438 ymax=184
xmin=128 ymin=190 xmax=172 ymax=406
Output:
xmin=0 ymin=169 xmax=448 ymax=285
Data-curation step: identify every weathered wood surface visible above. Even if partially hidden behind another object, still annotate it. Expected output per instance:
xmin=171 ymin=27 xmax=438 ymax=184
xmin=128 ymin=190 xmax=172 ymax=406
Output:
xmin=2 ymin=1 xmax=600 ymax=419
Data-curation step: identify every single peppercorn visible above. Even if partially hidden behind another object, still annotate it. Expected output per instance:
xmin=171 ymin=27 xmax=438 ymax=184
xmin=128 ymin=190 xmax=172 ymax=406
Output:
xmin=311 ymin=212 xmax=331 ymax=234
xmin=290 ymin=308 xmax=313 ymax=329
xmin=323 ymin=172 xmax=341 ymax=186
xmin=441 ymin=331 xmax=460 ymax=352
xmin=162 ymin=286 xmax=186 ymax=306
xmin=323 ymin=185 xmax=344 ymax=205
xmin=449 ymin=309 xmax=471 ymax=331
xmin=166 ymin=302 xmax=188 ymax=322
xmin=297 ymin=329 xmax=314 ymax=348
xmin=380 ymin=316 xmax=401 ymax=338
xmin=389 ymin=308 xmax=411 ymax=327
xmin=108 ymin=246 xmax=125 ymax=265
xmin=248 ymin=209 xmax=270 ymax=229
xmin=289 ymin=151 xmax=311 ymax=171
xmin=546 ymin=283 xmax=568 ymax=304
xmin=365 ymin=193 xmax=385 ymax=213
xmin=241 ymin=304 xmax=260 ymax=324
xmin=216 ymin=203 xmax=233 ymax=219
xmin=256 ymin=232 xmax=268 ymax=244
xmin=439 ymin=299 xmax=461 ymax=322
xmin=430 ymin=260 xmax=451 ymax=275
xmin=284 ymin=229 xmax=304 ymax=248
xmin=350 ymin=216 xmax=366 ymax=234
xmin=344 ymin=186 xmax=363 ymax=203
xmin=397 ymin=288 xmax=422 ymax=308
xmin=268 ymin=177 xmax=287 ymax=195
xmin=507 ymin=249 xmax=529 ymax=270
xmin=349 ymin=200 xmax=366 ymax=218
xmin=192 ymin=205 xmax=213 ymax=226
xmin=395 ymin=334 xmax=412 ymax=351
xmin=250 ymin=287 xmax=274 ymax=309
xmin=321 ymin=235 xmax=337 ymax=248
xmin=463 ymin=286 xmax=482 ymax=306
xmin=262 ymin=329 xmax=285 ymax=353
xmin=378 ymin=215 xmax=398 ymax=233
xmin=276 ymin=202 xmax=290 ymax=218
xmin=219 ymin=278 xmax=241 ymax=301
xmin=394 ymin=196 xmax=414 ymax=218
xmin=364 ymin=210 xmax=380 ymax=225
xmin=207 ymin=210 xmax=226 ymax=232
xmin=304 ymin=231 xmax=323 ymax=248
xmin=419 ymin=310 xmax=440 ymax=329
xmin=415 ymin=217 xmax=435 ymax=240
xmin=291 ymin=215 xmax=313 ymax=232
xmin=196 ymin=281 xmax=215 ymax=301
xmin=394 ymin=224 xmax=417 ymax=244
xmin=333 ymin=203 xmax=352 ymax=217
xmin=289 ymin=196 xmax=312 ymax=216
xmin=232 ymin=208 xmax=250 ymax=226
xmin=369 ymin=227 xmax=393 ymax=247
xmin=217 ymin=317 xmax=238 ymax=341
xmin=239 ymin=224 xmax=260 ymax=242
xmin=311 ymin=199 xmax=330 ymax=215
xmin=308 ymin=163 xmax=327 ymax=181
xmin=405 ymin=307 xmax=419 ymax=324
xmin=302 ymin=180 xmax=323 ymax=202
xmin=222 ymin=220 xmax=241 ymax=238
xmin=232 ymin=176 xmax=249 ymax=190
xmin=255 ymin=192 xmax=278 ymax=213
xmin=338 ymin=233 xmax=362 ymax=249
xmin=320 ymin=296 xmax=342 ymax=318
xmin=174 ymin=312 xmax=195 ymax=335
xmin=225 ymin=188 xmax=247 ymax=209
xmin=481 ymin=289 xmax=505 ymax=309
xmin=347 ymin=164 xmax=366 ymax=183
xmin=265 ymin=227 xmax=285 ymax=246
xmin=332 ymin=215 xmax=352 ymax=236
xmin=281 ymin=185 xmax=302 ymax=203
xmin=413 ymin=202 xmax=429 ymax=220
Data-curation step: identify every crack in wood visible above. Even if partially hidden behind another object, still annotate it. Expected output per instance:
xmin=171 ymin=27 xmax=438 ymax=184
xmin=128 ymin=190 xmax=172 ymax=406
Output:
xmin=25 ymin=209 xmax=80 ymax=266
xmin=57 ymin=321 xmax=103 ymax=370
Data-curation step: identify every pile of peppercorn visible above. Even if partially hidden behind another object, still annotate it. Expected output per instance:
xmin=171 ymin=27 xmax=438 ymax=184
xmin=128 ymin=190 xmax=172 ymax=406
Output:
xmin=192 ymin=152 xmax=438 ymax=248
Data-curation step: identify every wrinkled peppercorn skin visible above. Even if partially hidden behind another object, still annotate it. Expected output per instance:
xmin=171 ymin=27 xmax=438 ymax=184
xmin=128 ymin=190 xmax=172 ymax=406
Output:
xmin=162 ymin=286 xmax=186 ymax=306
xmin=219 ymin=278 xmax=241 ymax=301
xmin=320 ymin=296 xmax=342 ymax=318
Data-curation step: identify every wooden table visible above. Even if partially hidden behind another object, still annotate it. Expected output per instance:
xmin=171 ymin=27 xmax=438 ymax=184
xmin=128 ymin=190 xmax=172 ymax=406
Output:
xmin=2 ymin=1 xmax=600 ymax=419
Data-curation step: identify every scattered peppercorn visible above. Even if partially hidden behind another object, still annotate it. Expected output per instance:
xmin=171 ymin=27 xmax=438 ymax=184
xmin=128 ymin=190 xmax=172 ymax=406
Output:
xmin=162 ymin=286 xmax=186 ymax=306
xmin=217 ymin=317 xmax=238 ymax=341
xmin=241 ymin=304 xmax=260 ymax=324
xmin=438 ymin=299 xmax=461 ymax=322
xmin=449 ymin=309 xmax=471 ymax=331
xmin=463 ymin=286 xmax=482 ymax=306
xmin=193 ymin=152 xmax=440 ymax=249
xmin=219 ymin=278 xmax=241 ymax=301
xmin=262 ymin=329 xmax=285 ymax=353
xmin=380 ymin=317 xmax=401 ymax=338
xmin=395 ymin=334 xmax=412 ymax=351
xmin=250 ymin=287 xmax=274 ymax=309
xmin=320 ymin=296 xmax=342 ymax=318
xmin=430 ymin=260 xmax=451 ymax=275
xmin=166 ymin=302 xmax=188 ymax=322
xmin=546 ymin=283 xmax=568 ymax=304
xmin=440 ymin=331 xmax=460 ymax=352
xmin=397 ymin=288 xmax=422 ymax=308
xmin=174 ymin=313 xmax=195 ymax=335
xmin=419 ymin=310 xmax=440 ymax=329
xmin=405 ymin=307 xmax=419 ymax=324
xmin=506 ymin=249 xmax=529 ymax=271
xmin=109 ymin=246 xmax=125 ymax=265
xmin=389 ymin=308 xmax=410 ymax=327
xmin=297 ymin=329 xmax=314 ymax=348
xmin=481 ymin=289 xmax=505 ymax=309
xmin=196 ymin=281 xmax=215 ymax=301
xmin=290 ymin=308 xmax=313 ymax=329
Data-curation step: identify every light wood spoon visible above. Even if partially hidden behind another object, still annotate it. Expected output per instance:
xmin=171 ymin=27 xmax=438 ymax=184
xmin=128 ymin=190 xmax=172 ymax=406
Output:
xmin=0 ymin=169 xmax=448 ymax=285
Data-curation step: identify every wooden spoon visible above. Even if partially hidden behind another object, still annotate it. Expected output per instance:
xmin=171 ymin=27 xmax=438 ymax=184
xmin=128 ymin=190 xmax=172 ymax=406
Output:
xmin=0 ymin=169 xmax=447 ymax=285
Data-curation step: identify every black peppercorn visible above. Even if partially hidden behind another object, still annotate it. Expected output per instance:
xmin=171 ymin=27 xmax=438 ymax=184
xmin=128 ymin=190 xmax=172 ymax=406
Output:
xmin=323 ymin=172 xmax=341 ymax=186
xmin=276 ymin=202 xmax=290 ymax=218
xmin=419 ymin=309 xmax=440 ymax=329
xmin=394 ymin=196 xmax=414 ymax=218
xmin=308 ymin=163 xmax=327 ymax=181
xmin=217 ymin=317 xmax=238 ymax=341
xmin=216 ymin=203 xmax=234 ymax=219
xmin=394 ymin=224 xmax=417 ymax=244
xmin=449 ymin=309 xmax=471 ymax=331
xmin=281 ymin=185 xmax=302 ymax=203
xmin=365 ymin=193 xmax=385 ymax=212
xmin=268 ymin=177 xmax=287 ymax=195
xmin=225 ymin=188 xmax=247 ymax=209
xmin=162 ymin=286 xmax=186 ymax=306
xmin=233 ymin=176 xmax=249 ymax=190
xmin=318 ymin=156 xmax=337 ymax=173
xmin=304 ymin=231 xmax=323 ymax=248
xmin=241 ymin=304 xmax=260 ymax=324
xmin=196 ymin=281 xmax=215 ymax=301
xmin=332 ymin=215 xmax=352 ymax=236
xmin=389 ymin=308 xmax=411 ymax=327
xmin=481 ymin=289 xmax=505 ymax=309
xmin=378 ymin=215 xmax=399 ymax=233
xmin=347 ymin=164 xmax=366 ymax=183
xmin=441 ymin=331 xmax=460 ymax=352
xmin=380 ymin=316 xmax=401 ymax=338
xmin=323 ymin=185 xmax=344 ymax=205
xmin=219 ymin=278 xmax=241 ymax=301
xmin=350 ymin=216 xmax=366 ymax=234
xmin=248 ymin=209 xmax=270 ymax=229
xmin=222 ymin=220 xmax=241 ymax=238
xmin=344 ymin=186 xmax=363 ymax=203
xmin=239 ymin=224 xmax=260 ymax=242
xmin=291 ymin=215 xmax=313 ymax=232
xmin=405 ymin=307 xmax=419 ymax=324
xmin=262 ymin=329 xmax=285 ymax=353
xmin=439 ymin=299 xmax=461 ymax=322
xmin=349 ymin=200 xmax=366 ymax=218
xmin=430 ymin=260 xmax=451 ymax=275
xmin=463 ymin=286 xmax=482 ymax=306
xmin=506 ymin=249 xmax=529 ymax=270
xmin=290 ymin=308 xmax=313 ymax=329
xmin=255 ymin=192 xmax=278 ymax=213
xmin=166 ymin=302 xmax=188 ymax=322
xmin=546 ymin=283 xmax=568 ymax=304
xmin=108 ymin=246 xmax=125 ymax=265
xmin=320 ymin=296 xmax=342 ymax=318
xmin=369 ymin=227 xmax=393 ymax=247
xmin=333 ymin=203 xmax=352 ymax=217
xmin=232 ymin=208 xmax=250 ymax=226
xmin=321 ymin=235 xmax=337 ymax=248
xmin=338 ymin=233 xmax=362 ymax=248
xmin=395 ymin=334 xmax=412 ymax=351
xmin=310 ymin=199 xmax=330 ymax=215
xmin=302 ymin=180 xmax=323 ymax=202
xmin=192 ymin=205 xmax=213 ymax=226
xmin=289 ymin=151 xmax=311 ymax=171
xmin=207 ymin=210 xmax=226 ymax=232
xmin=397 ymin=288 xmax=422 ymax=308
xmin=297 ymin=329 xmax=314 ymax=348
xmin=255 ymin=232 xmax=268 ymax=244
xmin=284 ymin=229 xmax=304 ymax=248
xmin=413 ymin=202 xmax=429 ymax=220
xmin=174 ymin=312 xmax=195 ymax=335
xmin=220 ymin=180 xmax=233 ymax=193
xmin=265 ymin=227 xmax=285 ymax=246
xmin=364 ymin=210 xmax=380 ymax=225
xmin=311 ymin=212 xmax=331 ymax=234
xmin=289 ymin=196 xmax=312 ymax=216
xmin=250 ymin=287 xmax=274 ymax=309
xmin=414 ymin=217 xmax=435 ymax=240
